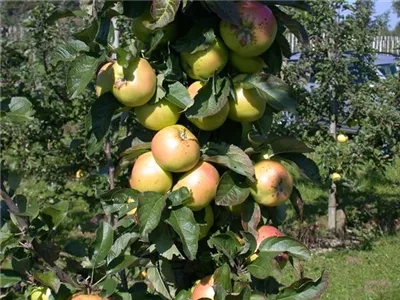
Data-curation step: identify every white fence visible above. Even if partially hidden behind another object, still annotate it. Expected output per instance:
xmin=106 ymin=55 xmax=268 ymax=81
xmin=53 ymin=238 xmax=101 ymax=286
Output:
xmin=2 ymin=25 xmax=399 ymax=55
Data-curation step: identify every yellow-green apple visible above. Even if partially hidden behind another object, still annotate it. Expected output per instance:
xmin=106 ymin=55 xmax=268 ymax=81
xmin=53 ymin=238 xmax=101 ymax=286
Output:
xmin=337 ymin=133 xmax=348 ymax=143
xmin=247 ymin=225 xmax=288 ymax=269
xmin=332 ymin=172 xmax=342 ymax=181
xmin=129 ymin=151 xmax=173 ymax=194
xmin=151 ymin=124 xmax=200 ymax=172
xmin=135 ymin=99 xmax=181 ymax=131
xmin=112 ymin=58 xmax=156 ymax=107
xmin=30 ymin=287 xmax=51 ymax=300
xmin=132 ymin=9 xmax=177 ymax=44
xmin=191 ymin=275 xmax=215 ymax=300
xmin=181 ymin=37 xmax=228 ymax=80
xmin=172 ymin=161 xmax=220 ymax=211
xmin=248 ymin=160 xmax=293 ymax=206
xmin=187 ymin=81 xmax=230 ymax=131
xmin=220 ymin=1 xmax=277 ymax=57
xmin=198 ymin=205 xmax=214 ymax=240
xmin=230 ymin=52 xmax=265 ymax=73
xmin=95 ymin=62 xmax=114 ymax=97
xmin=228 ymin=74 xmax=266 ymax=122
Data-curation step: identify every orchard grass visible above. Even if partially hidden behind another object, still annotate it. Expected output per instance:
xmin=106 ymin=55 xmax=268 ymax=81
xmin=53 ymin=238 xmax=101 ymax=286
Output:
xmin=282 ymin=235 xmax=400 ymax=299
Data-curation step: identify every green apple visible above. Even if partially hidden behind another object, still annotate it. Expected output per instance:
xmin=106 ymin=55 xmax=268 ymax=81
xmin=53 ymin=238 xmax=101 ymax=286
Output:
xmin=135 ymin=99 xmax=181 ymax=131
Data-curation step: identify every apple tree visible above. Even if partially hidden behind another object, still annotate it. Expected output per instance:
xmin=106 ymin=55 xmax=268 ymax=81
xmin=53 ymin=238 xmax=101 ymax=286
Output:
xmin=1 ymin=1 xmax=329 ymax=299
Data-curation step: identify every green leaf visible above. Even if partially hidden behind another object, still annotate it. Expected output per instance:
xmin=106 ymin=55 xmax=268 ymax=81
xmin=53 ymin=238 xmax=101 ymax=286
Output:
xmin=165 ymin=81 xmax=193 ymax=109
xmin=107 ymin=232 xmax=140 ymax=264
xmin=185 ymin=77 xmax=231 ymax=119
xmin=146 ymin=30 xmax=165 ymax=56
xmin=115 ymin=143 xmax=151 ymax=176
xmin=289 ymin=186 xmax=304 ymax=220
xmin=86 ymin=92 xmax=122 ymax=156
xmin=165 ymin=206 xmax=199 ymax=260
xmin=64 ymin=240 xmax=87 ymax=258
xmin=7 ymin=171 xmax=21 ymax=194
xmin=123 ymin=1 xmax=149 ymax=18
xmin=4 ymin=97 xmax=35 ymax=123
xmin=74 ymin=21 xmax=99 ymax=46
xmin=244 ymin=74 xmax=297 ymax=112
xmin=208 ymin=233 xmax=242 ymax=259
xmin=276 ymin=153 xmax=321 ymax=184
xmin=261 ymin=40 xmax=282 ymax=75
xmin=226 ymin=286 xmax=251 ymax=300
xmin=0 ymin=270 xmax=21 ymax=288
xmin=258 ymin=236 xmax=311 ymax=261
xmin=147 ymin=0 xmax=181 ymax=30
xmin=11 ymin=250 xmax=32 ymax=274
xmin=50 ymin=40 xmax=90 ymax=65
xmin=67 ymin=53 xmax=106 ymax=99
xmin=33 ymin=271 xmax=61 ymax=292
xmin=213 ymin=263 xmax=232 ymax=292
xmin=138 ymin=192 xmax=167 ymax=238
xmin=275 ymin=31 xmax=291 ymax=59
xmin=100 ymin=188 xmax=140 ymax=216
xmin=172 ymin=26 xmax=216 ymax=54
xmin=150 ymin=224 xmax=184 ymax=260
xmin=266 ymin=204 xmax=287 ymax=226
xmin=91 ymin=221 xmax=114 ymax=267
xmin=168 ymin=187 xmax=192 ymax=207
xmin=247 ymin=252 xmax=281 ymax=280
xmin=16 ymin=197 xmax=39 ymax=220
xmin=46 ymin=8 xmax=85 ymax=24
xmin=241 ymin=201 xmax=261 ymax=237
xmin=256 ymin=108 xmax=274 ymax=137
xmin=277 ymin=270 xmax=329 ymax=299
xmin=214 ymin=284 xmax=228 ymax=300
xmin=99 ymin=278 xmax=118 ymax=298
xmin=107 ymin=255 xmax=139 ymax=276
xmin=215 ymin=171 xmax=249 ymax=207
xmin=202 ymin=142 xmax=255 ymax=181
xmin=41 ymin=201 xmax=69 ymax=229
xmin=262 ymin=1 xmax=311 ymax=12
xmin=266 ymin=136 xmax=314 ymax=155
xmin=175 ymin=290 xmax=191 ymax=300
xmin=205 ymin=1 xmax=241 ymax=26
xmin=146 ymin=259 xmax=174 ymax=300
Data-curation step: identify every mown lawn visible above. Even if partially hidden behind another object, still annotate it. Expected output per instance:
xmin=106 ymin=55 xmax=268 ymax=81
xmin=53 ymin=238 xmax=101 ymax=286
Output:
xmin=282 ymin=235 xmax=400 ymax=299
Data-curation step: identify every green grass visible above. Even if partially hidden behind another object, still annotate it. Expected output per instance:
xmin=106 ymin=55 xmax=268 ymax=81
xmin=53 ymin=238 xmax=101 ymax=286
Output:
xmin=282 ymin=235 xmax=400 ymax=299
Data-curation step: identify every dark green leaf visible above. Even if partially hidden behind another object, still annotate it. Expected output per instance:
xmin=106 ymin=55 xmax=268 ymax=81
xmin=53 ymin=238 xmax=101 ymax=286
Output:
xmin=100 ymin=188 xmax=140 ymax=216
xmin=11 ymin=250 xmax=32 ymax=274
xmin=4 ymin=97 xmax=35 ymax=123
xmin=241 ymin=200 xmax=261 ymax=237
xmin=166 ymin=206 xmax=199 ymax=260
xmin=146 ymin=30 xmax=165 ymax=56
xmin=64 ymin=240 xmax=87 ymax=258
xmin=244 ymin=74 xmax=297 ymax=112
xmin=147 ymin=0 xmax=181 ymax=30
xmin=96 ymin=18 xmax=112 ymax=46
xmin=247 ymin=252 xmax=281 ymax=280
xmin=226 ymin=286 xmax=251 ymax=300
xmin=91 ymin=221 xmax=114 ymax=266
xmin=185 ymin=77 xmax=230 ymax=119
xmin=258 ymin=236 xmax=311 ymax=260
xmin=275 ymin=32 xmax=291 ymax=59
xmin=50 ymin=40 xmax=90 ymax=65
xmin=107 ymin=255 xmax=139 ymax=275
xmin=267 ymin=204 xmax=287 ymax=226
xmin=0 ymin=270 xmax=21 ymax=288
xmin=276 ymin=153 xmax=321 ymax=184
xmin=74 ymin=21 xmax=99 ymax=45
xmin=115 ymin=143 xmax=151 ymax=176
xmin=99 ymin=278 xmax=118 ymax=298
xmin=123 ymin=1 xmax=149 ymax=18
xmin=172 ymin=26 xmax=216 ymax=54
xmin=208 ymin=233 xmax=242 ymax=259
xmin=33 ymin=271 xmax=60 ymax=292
xmin=107 ymin=232 xmax=140 ymax=263
xmin=202 ymin=142 xmax=255 ymax=181
xmin=289 ymin=186 xmax=304 ymax=220
xmin=138 ymin=192 xmax=167 ymax=238
xmin=67 ymin=53 xmax=106 ymax=99
xmin=16 ymin=197 xmax=39 ymax=220
xmin=277 ymin=270 xmax=329 ymax=299
xmin=215 ymin=171 xmax=249 ymax=206
xmin=213 ymin=263 xmax=232 ymax=292
xmin=150 ymin=224 xmax=184 ymax=260
xmin=261 ymin=40 xmax=282 ymax=75
xmin=165 ymin=81 xmax=193 ymax=109
xmin=256 ymin=108 xmax=274 ymax=137
xmin=266 ymin=136 xmax=313 ymax=155
xmin=214 ymin=284 xmax=228 ymax=300
xmin=41 ymin=201 xmax=69 ymax=229
xmin=46 ymin=8 xmax=85 ymax=24
xmin=175 ymin=290 xmax=191 ymax=300
xmin=206 ymin=1 xmax=241 ymax=26
xmin=168 ymin=187 xmax=192 ymax=207
xmin=146 ymin=259 xmax=175 ymax=300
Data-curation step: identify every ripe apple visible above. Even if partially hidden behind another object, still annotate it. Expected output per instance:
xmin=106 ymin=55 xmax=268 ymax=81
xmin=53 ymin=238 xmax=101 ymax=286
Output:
xmin=129 ymin=151 xmax=173 ymax=194
xmin=30 ymin=287 xmax=51 ymax=300
xmin=230 ymin=52 xmax=265 ymax=74
xmin=135 ymin=99 xmax=181 ymax=131
xmin=248 ymin=160 xmax=293 ymax=207
xmin=151 ymin=124 xmax=200 ymax=172
xmin=172 ymin=161 xmax=220 ymax=211
xmin=191 ymin=275 xmax=215 ymax=300
xmin=71 ymin=295 xmax=105 ymax=300
xmin=132 ymin=10 xmax=177 ymax=44
xmin=95 ymin=62 xmax=114 ymax=97
xmin=220 ymin=1 xmax=277 ymax=57
xmin=337 ymin=133 xmax=348 ymax=143
xmin=198 ymin=205 xmax=214 ymax=240
xmin=228 ymin=74 xmax=266 ymax=122
xmin=112 ymin=58 xmax=156 ymax=107
xmin=247 ymin=225 xmax=288 ymax=269
xmin=187 ymin=81 xmax=230 ymax=131
xmin=181 ymin=37 xmax=228 ymax=80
